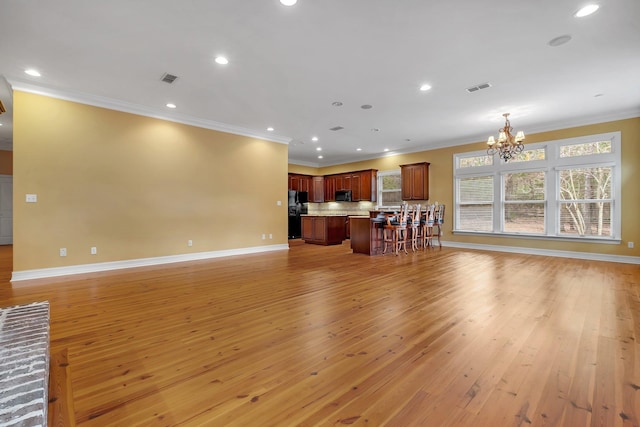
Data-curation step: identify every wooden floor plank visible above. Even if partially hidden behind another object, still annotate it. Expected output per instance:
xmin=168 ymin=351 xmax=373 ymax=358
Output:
xmin=48 ymin=349 xmax=77 ymax=427
xmin=1 ymin=243 xmax=639 ymax=426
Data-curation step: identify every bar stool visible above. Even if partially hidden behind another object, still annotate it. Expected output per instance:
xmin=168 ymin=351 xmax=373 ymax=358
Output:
xmin=422 ymin=204 xmax=435 ymax=248
xmin=408 ymin=204 xmax=421 ymax=252
xmin=383 ymin=203 xmax=408 ymax=255
xmin=434 ymin=204 xmax=445 ymax=247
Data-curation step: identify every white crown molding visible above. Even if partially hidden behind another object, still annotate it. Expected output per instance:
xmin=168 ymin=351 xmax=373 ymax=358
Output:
xmin=441 ymin=240 xmax=640 ymax=265
xmin=11 ymin=244 xmax=289 ymax=282
xmin=6 ymin=77 xmax=292 ymax=145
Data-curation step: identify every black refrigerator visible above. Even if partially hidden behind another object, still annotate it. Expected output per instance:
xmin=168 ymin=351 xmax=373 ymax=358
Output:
xmin=288 ymin=190 xmax=308 ymax=239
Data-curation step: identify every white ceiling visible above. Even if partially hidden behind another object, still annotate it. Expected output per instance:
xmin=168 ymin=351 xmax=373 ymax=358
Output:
xmin=0 ymin=0 xmax=639 ymax=166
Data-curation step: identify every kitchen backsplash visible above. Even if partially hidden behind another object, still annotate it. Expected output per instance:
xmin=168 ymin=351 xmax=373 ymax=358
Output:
xmin=307 ymin=201 xmax=374 ymax=216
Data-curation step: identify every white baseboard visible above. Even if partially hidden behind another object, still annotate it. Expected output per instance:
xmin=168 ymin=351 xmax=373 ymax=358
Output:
xmin=11 ymin=244 xmax=290 ymax=282
xmin=441 ymin=241 xmax=640 ymax=265
xmin=12 ymin=241 xmax=638 ymax=282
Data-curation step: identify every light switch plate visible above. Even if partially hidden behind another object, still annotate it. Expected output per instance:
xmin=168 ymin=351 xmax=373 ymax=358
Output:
xmin=26 ymin=194 xmax=37 ymax=203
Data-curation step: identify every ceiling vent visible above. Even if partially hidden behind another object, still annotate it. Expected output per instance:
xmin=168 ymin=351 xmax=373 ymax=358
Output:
xmin=466 ymin=82 xmax=491 ymax=93
xmin=161 ymin=73 xmax=178 ymax=84
xmin=329 ymin=126 xmax=344 ymax=131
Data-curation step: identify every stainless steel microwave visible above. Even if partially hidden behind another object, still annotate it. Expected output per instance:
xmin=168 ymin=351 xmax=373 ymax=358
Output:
xmin=335 ymin=190 xmax=352 ymax=202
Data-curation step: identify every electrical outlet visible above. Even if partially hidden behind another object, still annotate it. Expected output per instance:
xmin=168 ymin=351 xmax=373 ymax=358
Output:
xmin=90 ymin=247 xmax=97 ymax=255
xmin=269 ymin=234 xmax=273 ymax=239
xmin=629 ymin=242 xmax=635 ymax=249
xmin=262 ymin=234 xmax=266 ymax=240
xmin=59 ymin=248 xmax=67 ymax=257
xmin=277 ymin=200 xmax=282 ymax=206
xmin=188 ymin=240 xmax=193 ymax=247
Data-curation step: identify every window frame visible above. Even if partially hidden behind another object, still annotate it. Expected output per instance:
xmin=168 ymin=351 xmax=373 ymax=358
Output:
xmin=453 ymin=132 xmax=621 ymax=243
xmin=376 ymin=169 xmax=402 ymax=209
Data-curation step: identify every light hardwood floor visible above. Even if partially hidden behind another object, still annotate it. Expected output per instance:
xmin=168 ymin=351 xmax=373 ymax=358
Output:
xmin=1 ymin=242 xmax=639 ymax=426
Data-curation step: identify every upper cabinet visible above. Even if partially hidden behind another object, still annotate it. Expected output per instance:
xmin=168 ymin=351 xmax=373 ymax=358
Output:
xmin=400 ymin=162 xmax=430 ymax=201
xmin=311 ymin=176 xmax=325 ymax=203
xmin=288 ymin=174 xmax=311 ymax=192
xmin=290 ymin=169 xmax=377 ymax=202
xmin=358 ymin=169 xmax=376 ymax=202
xmin=324 ymin=170 xmax=377 ymax=202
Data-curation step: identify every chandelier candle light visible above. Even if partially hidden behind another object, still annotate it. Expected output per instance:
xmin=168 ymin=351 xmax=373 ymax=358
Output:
xmin=487 ymin=113 xmax=525 ymax=161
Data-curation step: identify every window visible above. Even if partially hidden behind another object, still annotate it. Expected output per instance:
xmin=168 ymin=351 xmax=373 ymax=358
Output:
xmin=377 ymin=170 xmax=402 ymax=207
xmin=458 ymin=175 xmax=493 ymax=231
xmin=559 ymin=167 xmax=612 ymax=236
xmin=454 ymin=132 xmax=620 ymax=241
xmin=503 ymin=171 xmax=545 ymax=233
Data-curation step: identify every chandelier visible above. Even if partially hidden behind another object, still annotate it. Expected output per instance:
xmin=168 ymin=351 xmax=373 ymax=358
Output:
xmin=487 ymin=113 xmax=525 ymax=161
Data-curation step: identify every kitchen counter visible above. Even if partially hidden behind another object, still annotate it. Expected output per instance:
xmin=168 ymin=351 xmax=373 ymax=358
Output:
xmin=301 ymin=215 xmax=348 ymax=245
xmin=350 ymin=215 xmax=385 ymax=255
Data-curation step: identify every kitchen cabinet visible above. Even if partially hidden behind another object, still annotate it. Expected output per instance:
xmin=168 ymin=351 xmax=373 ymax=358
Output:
xmin=301 ymin=215 xmax=347 ymax=245
xmin=310 ymin=176 xmax=325 ymax=202
xmin=324 ymin=176 xmax=336 ymax=201
xmin=348 ymin=174 xmax=360 ymax=200
xmin=321 ymin=169 xmax=378 ymax=202
xmin=400 ymin=162 xmax=430 ymax=201
xmin=355 ymin=170 xmax=377 ymax=202
xmin=288 ymin=174 xmax=311 ymax=192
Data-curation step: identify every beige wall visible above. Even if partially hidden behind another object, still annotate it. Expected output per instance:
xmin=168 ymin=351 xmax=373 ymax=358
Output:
xmin=292 ymin=117 xmax=640 ymax=258
xmin=13 ymin=91 xmax=288 ymax=271
xmin=287 ymin=164 xmax=319 ymax=175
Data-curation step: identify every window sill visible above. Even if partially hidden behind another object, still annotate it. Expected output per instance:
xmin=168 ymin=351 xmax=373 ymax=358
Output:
xmin=452 ymin=230 xmax=621 ymax=245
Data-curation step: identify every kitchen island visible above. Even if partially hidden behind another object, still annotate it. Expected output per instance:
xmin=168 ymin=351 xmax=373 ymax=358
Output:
xmin=349 ymin=215 xmax=385 ymax=255
xmin=301 ymin=215 xmax=348 ymax=245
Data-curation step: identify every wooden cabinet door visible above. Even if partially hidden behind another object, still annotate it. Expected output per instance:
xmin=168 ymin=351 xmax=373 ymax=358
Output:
xmin=301 ymin=216 xmax=313 ymax=240
xmin=400 ymin=163 xmax=430 ymax=200
xmin=350 ymin=173 xmax=361 ymax=201
xmin=343 ymin=174 xmax=352 ymax=191
xmin=359 ymin=170 xmax=377 ymax=202
xmin=300 ymin=176 xmax=311 ymax=193
xmin=324 ymin=176 xmax=336 ymax=201
xmin=288 ymin=174 xmax=298 ymax=191
xmin=311 ymin=176 xmax=325 ymax=202
xmin=312 ymin=217 xmax=326 ymax=241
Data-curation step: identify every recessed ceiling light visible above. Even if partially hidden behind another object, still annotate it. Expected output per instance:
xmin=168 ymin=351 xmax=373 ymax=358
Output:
xmin=0 ymin=124 xmax=3 ymax=127
xmin=575 ymin=4 xmax=599 ymax=17
xmin=318 ymin=155 xmax=323 ymax=159
xmin=311 ymin=136 xmax=318 ymax=142
xmin=25 ymin=69 xmax=41 ymax=77
xmin=371 ymin=128 xmax=380 ymax=132
xmin=356 ymin=148 xmax=362 ymax=151
xmin=419 ymin=84 xmax=432 ymax=91
xmin=383 ymin=148 xmax=389 ymax=152
xmin=215 ymin=56 xmax=229 ymax=65
xmin=166 ymin=103 xmax=177 ymax=109
xmin=361 ymin=104 xmax=373 ymax=109
xmin=548 ymin=34 xmax=572 ymax=47
xmin=331 ymin=101 xmax=343 ymax=107
xmin=267 ymin=127 xmax=274 ymax=131
xmin=594 ymin=93 xmax=604 ymax=97
xmin=280 ymin=0 xmax=297 ymax=5
xmin=316 ymin=147 xmax=322 ymax=151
